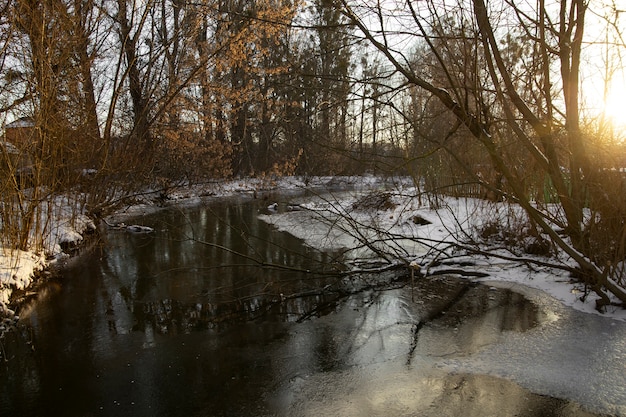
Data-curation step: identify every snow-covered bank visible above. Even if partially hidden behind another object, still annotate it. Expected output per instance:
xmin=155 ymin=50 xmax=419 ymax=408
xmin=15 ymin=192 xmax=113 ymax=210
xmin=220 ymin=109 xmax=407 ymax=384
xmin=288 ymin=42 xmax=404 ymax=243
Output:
xmin=258 ymin=186 xmax=626 ymax=322
xmin=0 ymin=176 xmax=379 ymax=315
xmin=0 ymin=194 xmax=96 ymax=312
xmin=0 ymin=250 xmax=46 ymax=308
xmin=3 ymin=174 xmax=625 ymax=324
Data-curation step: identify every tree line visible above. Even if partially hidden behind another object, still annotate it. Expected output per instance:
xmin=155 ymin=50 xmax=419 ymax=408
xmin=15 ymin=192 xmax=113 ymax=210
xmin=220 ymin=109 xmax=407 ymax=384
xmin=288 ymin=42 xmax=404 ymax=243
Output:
xmin=0 ymin=0 xmax=364 ymax=249
xmin=1 ymin=0 xmax=626 ymax=305
xmin=0 ymin=0 xmax=372 ymax=185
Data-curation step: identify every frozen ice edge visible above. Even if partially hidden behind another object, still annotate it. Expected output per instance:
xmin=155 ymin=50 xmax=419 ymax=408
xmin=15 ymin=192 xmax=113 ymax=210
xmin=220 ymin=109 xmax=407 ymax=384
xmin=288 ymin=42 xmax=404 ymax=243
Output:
xmin=446 ymin=280 xmax=626 ymax=417
xmin=0 ymin=175 xmax=624 ymax=415
xmin=258 ymin=188 xmax=626 ymax=416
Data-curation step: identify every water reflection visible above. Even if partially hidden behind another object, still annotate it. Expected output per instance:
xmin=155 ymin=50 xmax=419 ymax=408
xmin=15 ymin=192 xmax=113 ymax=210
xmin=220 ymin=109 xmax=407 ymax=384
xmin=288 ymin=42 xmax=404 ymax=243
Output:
xmin=0 ymin=197 xmax=603 ymax=417
xmin=97 ymin=199 xmax=347 ymax=335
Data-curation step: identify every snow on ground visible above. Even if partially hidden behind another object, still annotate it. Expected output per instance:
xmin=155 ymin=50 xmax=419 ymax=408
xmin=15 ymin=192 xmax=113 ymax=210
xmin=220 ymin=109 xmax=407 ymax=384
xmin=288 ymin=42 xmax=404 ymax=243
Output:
xmin=258 ymin=182 xmax=626 ymax=322
xmin=0 ymin=194 xmax=96 ymax=313
xmin=0 ymin=176 xmax=374 ymax=314
xmin=2 ymin=175 xmax=625 ymax=324
xmin=0 ymin=250 xmax=46 ymax=308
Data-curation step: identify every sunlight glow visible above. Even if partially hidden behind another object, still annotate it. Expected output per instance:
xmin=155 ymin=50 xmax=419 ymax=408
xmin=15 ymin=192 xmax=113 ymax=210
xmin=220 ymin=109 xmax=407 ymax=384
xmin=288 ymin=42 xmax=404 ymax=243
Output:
xmin=585 ymin=72 xmax=626 ymax=141
xmin=602 ymin=78 xmax=626 ymax=133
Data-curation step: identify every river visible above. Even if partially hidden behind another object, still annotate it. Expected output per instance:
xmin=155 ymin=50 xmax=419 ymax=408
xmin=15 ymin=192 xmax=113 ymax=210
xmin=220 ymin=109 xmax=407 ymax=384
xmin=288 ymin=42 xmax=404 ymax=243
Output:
xmin=0 ymin=194 xmax=622 ymax=416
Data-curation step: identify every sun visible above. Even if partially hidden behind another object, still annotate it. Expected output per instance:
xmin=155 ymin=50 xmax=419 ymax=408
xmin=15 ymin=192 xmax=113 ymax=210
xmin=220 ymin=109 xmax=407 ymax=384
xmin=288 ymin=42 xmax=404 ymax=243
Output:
xmin=604 ymin=91 xmax=626 ymax=124
xmin=581 ymin=69 xmax=626 ymax=140
xmin=601 ymin=78 xmax=626 ymax=136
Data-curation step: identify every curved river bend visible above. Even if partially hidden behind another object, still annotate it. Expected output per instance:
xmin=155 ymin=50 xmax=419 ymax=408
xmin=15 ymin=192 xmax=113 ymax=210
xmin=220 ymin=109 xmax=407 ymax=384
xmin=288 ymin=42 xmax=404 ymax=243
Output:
xmin=0 ymin=195 xmax=623 ymax=416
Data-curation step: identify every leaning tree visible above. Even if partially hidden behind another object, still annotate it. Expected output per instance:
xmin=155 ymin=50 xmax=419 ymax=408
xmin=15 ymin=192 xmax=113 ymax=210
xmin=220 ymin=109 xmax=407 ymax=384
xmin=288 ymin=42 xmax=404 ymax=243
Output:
xmin=337 ymin=0 xmax=626 ymax=306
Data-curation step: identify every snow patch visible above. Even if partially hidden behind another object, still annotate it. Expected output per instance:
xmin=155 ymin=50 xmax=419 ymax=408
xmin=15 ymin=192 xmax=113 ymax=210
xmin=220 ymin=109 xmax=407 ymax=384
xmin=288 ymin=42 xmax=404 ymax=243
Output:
xmin=0 ymin=250 xmax=46 ymax=307
xmin=258 ymin=185 xmax=626 ymax=322
xmin=3 ymin=176 xmax=625 ymax=324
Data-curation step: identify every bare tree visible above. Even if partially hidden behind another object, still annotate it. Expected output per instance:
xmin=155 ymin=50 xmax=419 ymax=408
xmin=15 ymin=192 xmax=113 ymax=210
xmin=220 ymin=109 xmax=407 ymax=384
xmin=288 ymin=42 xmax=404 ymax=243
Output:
xmin=338 ymin=0 xmax=626 ymax=306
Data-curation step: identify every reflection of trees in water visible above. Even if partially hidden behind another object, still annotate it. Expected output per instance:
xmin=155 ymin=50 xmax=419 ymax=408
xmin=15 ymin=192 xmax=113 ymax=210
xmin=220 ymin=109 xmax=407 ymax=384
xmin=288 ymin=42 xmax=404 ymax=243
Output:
xmin=429 ymin=282 xmax=538 ymax=332
xmin=99 ymin=202 xmax=539 ymax=357
xmin=129 ymin=270 xmax=405 ymax=336
xmin=406 ymin=277 xmax=540 ymax=362
xmin=133 ymin=292 xmax=339 ymax=335
xmin=128 ymin=265 xmax=540 ymax=353
xmin=98 ymin=200 xmax=350 ymax=334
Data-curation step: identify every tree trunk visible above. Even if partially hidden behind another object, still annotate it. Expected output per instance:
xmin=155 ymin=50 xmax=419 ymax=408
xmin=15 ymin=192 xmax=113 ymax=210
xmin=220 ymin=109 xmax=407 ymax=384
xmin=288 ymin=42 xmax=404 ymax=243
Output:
xmin=117 ymin=0 xmax=152 ymax=157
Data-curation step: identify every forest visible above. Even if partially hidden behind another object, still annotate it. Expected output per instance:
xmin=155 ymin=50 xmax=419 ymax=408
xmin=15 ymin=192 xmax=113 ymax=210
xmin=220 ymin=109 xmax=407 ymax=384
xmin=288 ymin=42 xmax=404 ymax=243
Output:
xmin=1 ymin=0 xmax=626 ymax=305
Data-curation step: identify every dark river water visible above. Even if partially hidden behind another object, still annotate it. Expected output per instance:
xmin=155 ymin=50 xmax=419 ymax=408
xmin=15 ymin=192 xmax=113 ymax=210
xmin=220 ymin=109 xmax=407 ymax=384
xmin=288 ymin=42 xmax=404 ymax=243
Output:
xmin=0 ymin=195 xmax=612 ymax=416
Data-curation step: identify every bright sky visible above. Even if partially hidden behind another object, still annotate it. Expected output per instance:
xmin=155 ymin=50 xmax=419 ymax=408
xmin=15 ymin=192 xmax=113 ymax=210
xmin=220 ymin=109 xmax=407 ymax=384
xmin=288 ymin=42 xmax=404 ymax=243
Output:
xmin=602 ymin=75 xmax=626 ymax=129
xmin=580 ymin=0 xmax=626 ymax=139
xmin=583 ymin=69 xmax=626 ymax=141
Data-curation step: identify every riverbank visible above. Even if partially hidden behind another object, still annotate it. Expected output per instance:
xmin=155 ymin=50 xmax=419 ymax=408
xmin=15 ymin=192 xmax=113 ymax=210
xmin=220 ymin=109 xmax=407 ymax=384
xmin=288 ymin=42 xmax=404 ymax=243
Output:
xmin=1 ymin=178 xmax=624 ymax=416
xmin=3 ymin=175 xmax=626 ymax=323
xmin=0 ymin=176 xmax=377 ymax=318
xmin=259 ymin=186 xmax=626 ymax=322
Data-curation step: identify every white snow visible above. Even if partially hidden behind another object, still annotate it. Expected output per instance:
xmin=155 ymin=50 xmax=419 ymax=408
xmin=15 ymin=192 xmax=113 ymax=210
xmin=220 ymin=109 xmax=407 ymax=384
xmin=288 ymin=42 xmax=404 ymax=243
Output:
xmin=0 ymin=194 xmax=96 ymax=313
xmin=2 ymin=175 xmax=625 ymax=326
xmin=125 ymin=225 xmax=155 ymax=233
xmin=258 ymin=183 xmax=626 ymax=322
xmin=0 ymin=250 xmax=46 ymax=308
